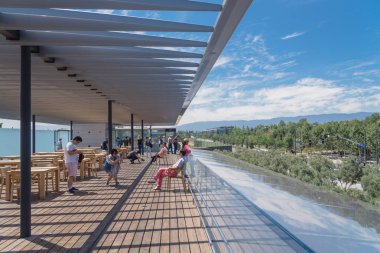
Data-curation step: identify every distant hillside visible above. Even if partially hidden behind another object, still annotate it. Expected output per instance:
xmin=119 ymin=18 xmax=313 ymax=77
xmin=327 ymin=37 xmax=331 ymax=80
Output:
xmin=177 ymin=112 xmax=374 ymax=131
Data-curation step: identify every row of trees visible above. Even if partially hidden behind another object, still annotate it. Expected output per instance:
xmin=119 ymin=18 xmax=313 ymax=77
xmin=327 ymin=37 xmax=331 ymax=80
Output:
xmin=193 ymin=113 xmax=380 ymax=158
xmin=182 ymin=114 xmax=380 ymax=205
xmin=222 ymin=147 xmax=380 ymax=205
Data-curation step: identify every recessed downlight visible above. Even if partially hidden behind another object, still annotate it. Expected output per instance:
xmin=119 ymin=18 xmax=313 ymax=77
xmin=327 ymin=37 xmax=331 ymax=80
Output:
xmin=57 ymin=66 xmax=67 ymax=71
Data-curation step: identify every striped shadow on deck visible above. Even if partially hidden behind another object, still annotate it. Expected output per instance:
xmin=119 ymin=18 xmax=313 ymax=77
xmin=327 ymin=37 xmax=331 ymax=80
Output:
xmin=0 ymin=159 xmax=149 ymax=252
xmin=92 ymin=155 xmax=212 ymax=253
xmin=0 ymin=155 xmax=213 ymax=253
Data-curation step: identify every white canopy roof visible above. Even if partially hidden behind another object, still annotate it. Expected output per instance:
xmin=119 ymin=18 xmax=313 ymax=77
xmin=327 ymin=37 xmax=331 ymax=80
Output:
xmin=0 ymin=0 xmax=252 ymax=125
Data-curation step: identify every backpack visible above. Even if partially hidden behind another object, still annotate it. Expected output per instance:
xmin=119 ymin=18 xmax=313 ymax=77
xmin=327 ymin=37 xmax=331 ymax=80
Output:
xmin=103 ymin=160 xmax=111 ymax=172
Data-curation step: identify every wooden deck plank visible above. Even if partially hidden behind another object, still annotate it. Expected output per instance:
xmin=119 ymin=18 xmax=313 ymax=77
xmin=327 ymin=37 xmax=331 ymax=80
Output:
xmin=176 ymin=192 xmax=191 ymax=253
xmin=128 ymin=190 xmax=150 ymax=253
xmin=139 ymin=185 xmax=158 ymax=253
xmin=159 ymin=181 xmax=171 ymax=253
xmin=169 ymin=191 xmax=180 ymax=253
xmin=149 ymin=196 xmax=162 ymax=253
xmin=182 ymin=195 xmax=203 ymax=253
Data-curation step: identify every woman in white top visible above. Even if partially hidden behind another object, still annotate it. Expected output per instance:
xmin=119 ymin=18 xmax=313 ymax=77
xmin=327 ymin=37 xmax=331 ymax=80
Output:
xmin=150 ymin=142 xmax=167 ymax=163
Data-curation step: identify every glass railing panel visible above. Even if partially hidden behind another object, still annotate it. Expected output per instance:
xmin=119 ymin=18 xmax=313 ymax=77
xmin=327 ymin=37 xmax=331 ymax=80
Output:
xmin=189 ymin=150 xmax=380 ymax=253
xmin=187 ymin=153 xmax=314 ymax=253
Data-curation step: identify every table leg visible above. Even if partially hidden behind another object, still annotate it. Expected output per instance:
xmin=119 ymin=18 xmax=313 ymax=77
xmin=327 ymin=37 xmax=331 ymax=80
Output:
xmin=80 ymin=162 xmax=84 ymax=180
xmin=39 ymin=173 xmax=46 ymax=200
xmin=87 ymin=163 xmax=91 ymax=177
xmin=98 ymin=159 xmax=103 ymax=170
xmin=5 ymin=173 xmax=11 ymax=201
xmin=55 ymin=168 xmax=60 ymax=192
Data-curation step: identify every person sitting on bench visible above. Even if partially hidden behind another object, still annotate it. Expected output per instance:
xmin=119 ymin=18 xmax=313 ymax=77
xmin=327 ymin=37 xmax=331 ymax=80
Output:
xmin=151 ymin=142 xmax=167 ymax=163
xmin=151 ymin=149 xmax=186 ymax=190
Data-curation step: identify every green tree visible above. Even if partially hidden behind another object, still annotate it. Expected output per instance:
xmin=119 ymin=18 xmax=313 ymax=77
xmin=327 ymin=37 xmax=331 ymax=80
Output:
xmin=309 ymin=155 xmax=336 ymax=186
xmin=361 ymin=166 xmax=380 ymax=197
xmin=336 ymin=158 xmax=364 ymax=190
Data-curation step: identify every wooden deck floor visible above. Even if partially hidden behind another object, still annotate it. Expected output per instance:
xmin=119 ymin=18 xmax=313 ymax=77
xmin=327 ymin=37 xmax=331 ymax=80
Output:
xmin=0 ymin=155 xmax=212 ymax=253
xmin=93 ymin=159 xmax=212 ymax=253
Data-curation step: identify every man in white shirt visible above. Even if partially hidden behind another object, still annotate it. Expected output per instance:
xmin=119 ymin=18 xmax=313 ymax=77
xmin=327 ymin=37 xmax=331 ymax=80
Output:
xmin=55 ymin=138 xmax=63 ymax=151
xmin=64 ymin=136 xmax=83 ymax=193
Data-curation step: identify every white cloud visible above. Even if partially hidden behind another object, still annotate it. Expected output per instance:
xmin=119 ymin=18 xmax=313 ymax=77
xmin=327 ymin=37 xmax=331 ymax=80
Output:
xmin=353 ymin=69 xmax=380 ymax=76
xmin=243 ymin=65 xmax=251 ymax=73
xmin=252 ymin=34 xmax=263 ymax=43
xmin=81 ymin=9 xmax=130 ymax=16
xmin=281 ymin=31 xmax=305 ymax=40
xmin=119 ymin=10 xmax=129 ymax=16
xmin=213 ymin=56 xmax=232 ymax=68
xmin=179 ymin=77 xmax=380 ymax=125
xmin=128 ymin=31 xmax=147 ymax=35
xmin=224 ymin=33 xmax=298 ymax=83
xmin=344 ymin=61 xmax=376 ymax=71
xmin=329 ymin=59 xmax=379 ymax=79
xmin=144 ymin=12 xmax=160 ymax=19
xmin=93 ymin=10 xmax=114 ymax=15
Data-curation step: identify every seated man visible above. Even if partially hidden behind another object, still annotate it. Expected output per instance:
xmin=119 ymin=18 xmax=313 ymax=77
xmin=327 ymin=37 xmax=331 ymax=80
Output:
xmin=126 ymin=150 xmax=144 ymax=164
xmin=152 ymin=149 xmax=186 ymax=190
xmin=151 ymin=142 xmax=167 ymax=163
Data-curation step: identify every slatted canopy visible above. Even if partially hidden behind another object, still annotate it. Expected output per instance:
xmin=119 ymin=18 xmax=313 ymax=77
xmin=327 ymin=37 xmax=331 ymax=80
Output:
xmin=0 ymin=0 xmax=252 ymax=126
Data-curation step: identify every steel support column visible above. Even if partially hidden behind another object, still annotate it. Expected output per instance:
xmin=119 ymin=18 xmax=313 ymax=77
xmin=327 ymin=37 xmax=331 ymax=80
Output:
xmin=108 ymin=100 xmax=112 ymax=154
xmin=141 ymin=120 xmax=144 ymax=155
xmin=20 ymin=45 xmax=31 ymax=238
xmin=131 ymin=114 xmax=134 ymax=150
xmin=70 ymin=121 xmax=73 ymax=140
xmin=32 ymin=114 xmax=36 ymax=154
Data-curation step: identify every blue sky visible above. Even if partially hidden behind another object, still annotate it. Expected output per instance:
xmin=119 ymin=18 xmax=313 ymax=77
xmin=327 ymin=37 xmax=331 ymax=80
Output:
xmin=180 ymin=0 xmax=380 ymax=124
xmin=1 ymin=0 xmax=380 ymax=128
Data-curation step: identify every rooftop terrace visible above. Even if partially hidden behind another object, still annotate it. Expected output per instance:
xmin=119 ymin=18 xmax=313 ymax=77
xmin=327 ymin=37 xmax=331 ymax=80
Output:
xmin=0 ymin=154 xmax=315 ymax=253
